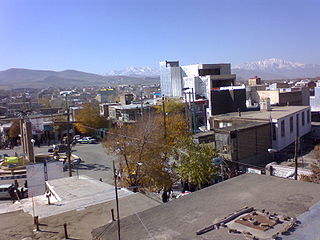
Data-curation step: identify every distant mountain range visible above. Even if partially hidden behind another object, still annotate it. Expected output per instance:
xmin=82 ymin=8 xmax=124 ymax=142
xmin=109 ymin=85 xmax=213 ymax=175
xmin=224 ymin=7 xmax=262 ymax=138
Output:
xmin=1 ymin=58 xmax=319 ymax=89
xmin=107 ymin=58 xmax=320 ymax=81
xmin=106 ymin=66 xmax=160 ymax=77
xmin=0 ymin=68 xmax=159 ymax=89
xmin=233 ymin=58 xmax=320 ymax=81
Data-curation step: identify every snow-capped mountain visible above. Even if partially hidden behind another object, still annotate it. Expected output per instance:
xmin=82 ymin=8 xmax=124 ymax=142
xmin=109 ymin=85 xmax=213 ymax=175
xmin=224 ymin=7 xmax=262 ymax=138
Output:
xmin=233 ymin=58 xmax=320 ymax=80
xmin=234 ymin=58 xmax=306 ymax=71
xmin=106 ymin=66 xmax=160 ymax=77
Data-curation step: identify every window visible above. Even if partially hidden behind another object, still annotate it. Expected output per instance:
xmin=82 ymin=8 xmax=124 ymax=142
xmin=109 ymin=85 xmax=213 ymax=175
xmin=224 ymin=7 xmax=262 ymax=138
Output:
xmin=307 ymin=110 xmax=310 ymax=123
xmin=272 ymin=123 xmax=277 ymax=140
xmin=281 ymin=120 xmax=285 ymax=137
xmin=290 ymin=117 xmax=293 ymax=132
xmin=302 ymin=112 xmax=305 ymax=126
xmin=199 ymin=68 xmax=220 ymax=76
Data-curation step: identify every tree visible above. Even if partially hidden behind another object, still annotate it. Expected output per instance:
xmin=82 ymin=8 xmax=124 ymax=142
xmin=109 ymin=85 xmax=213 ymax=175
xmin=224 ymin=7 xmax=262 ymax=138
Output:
xmin=174 ymin=137 xmax=218 ymax=189
xmin=9 ymin=120 xmax=20 ymax=139
xmin=105 ymin=112 xmax=189 ymax=192
xmin=52 ymin=115 xmax=68 ymax=142
xmin=153 ymin=98 xmax=185 ymax=114
xmin=74 ymin=103 xmax=110 ymax=135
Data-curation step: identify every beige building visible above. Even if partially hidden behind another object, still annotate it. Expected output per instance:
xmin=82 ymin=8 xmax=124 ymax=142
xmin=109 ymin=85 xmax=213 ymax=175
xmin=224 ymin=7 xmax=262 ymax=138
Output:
xmin=257 ymin=87 xmax=310 ymax=106
xmin=248 ymin=76 xmax=262 ymax=86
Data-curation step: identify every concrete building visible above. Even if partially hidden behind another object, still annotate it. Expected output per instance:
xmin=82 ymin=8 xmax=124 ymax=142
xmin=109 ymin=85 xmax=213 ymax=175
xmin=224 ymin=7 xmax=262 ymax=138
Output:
xmin=159 ymin=61 xmax=183 ymax=97
xmin=213 ymin=120 xmax=272 ymax=166
xmin=108 ymin=104 xmax=153 ymax=123
xmin=257 ymin=87 xmax=310 ymax=106
xmin=211 ymin=106 xmax=311 ymax=151
xmin=120 ymin=93 xmax=134 ymax=105
xmin=211 ymin=86 xmax=246 ymax=115
xmin=159 ymin=61 xmax=236 ymax=100
xmin=247 ymin=76 xmax=262 ymax=86
xmin=99 ymin=103 xmax=119 ymax=118
xmin=95 ymin=89 xmax=115 ymax=103
xmin=310 ymin=81 xmax=320 ymax=113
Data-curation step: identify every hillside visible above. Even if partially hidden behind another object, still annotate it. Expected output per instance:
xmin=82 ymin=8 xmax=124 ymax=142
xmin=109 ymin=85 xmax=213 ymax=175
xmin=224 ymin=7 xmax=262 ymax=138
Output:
xmin=0 ymin=68 xmax=160 ymax=89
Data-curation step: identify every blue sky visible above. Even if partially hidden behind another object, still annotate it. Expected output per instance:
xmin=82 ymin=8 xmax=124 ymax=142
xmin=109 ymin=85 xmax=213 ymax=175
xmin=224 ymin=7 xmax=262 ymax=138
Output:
xmin=0 ymin=0 xmax=319 ymax=73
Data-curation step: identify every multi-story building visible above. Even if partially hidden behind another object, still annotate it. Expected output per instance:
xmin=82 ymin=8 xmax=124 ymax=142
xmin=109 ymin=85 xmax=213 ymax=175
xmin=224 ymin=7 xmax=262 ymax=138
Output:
xmin=160 ymin=61 xmax=237 ymax=130
xmin=211 ymin=105 xmax=311 ymax=152
xmin=159 ymin=61 xmax=183 ymax=97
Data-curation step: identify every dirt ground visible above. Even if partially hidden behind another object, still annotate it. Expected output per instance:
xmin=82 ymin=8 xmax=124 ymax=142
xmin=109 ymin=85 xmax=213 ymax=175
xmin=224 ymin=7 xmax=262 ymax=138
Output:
xmin=0 ymin=194 xmax=160 ymax=240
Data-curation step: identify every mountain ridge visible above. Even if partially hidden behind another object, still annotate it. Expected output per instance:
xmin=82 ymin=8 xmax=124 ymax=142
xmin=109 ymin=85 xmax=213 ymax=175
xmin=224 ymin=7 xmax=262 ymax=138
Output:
xmin=0 ymin=68 xmax=159 ymax=89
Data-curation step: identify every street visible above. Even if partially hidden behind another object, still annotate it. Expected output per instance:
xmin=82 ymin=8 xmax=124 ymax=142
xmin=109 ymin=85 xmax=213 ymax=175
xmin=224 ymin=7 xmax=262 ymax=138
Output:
xmin=0 ymin=143 xmax=117 ymax=185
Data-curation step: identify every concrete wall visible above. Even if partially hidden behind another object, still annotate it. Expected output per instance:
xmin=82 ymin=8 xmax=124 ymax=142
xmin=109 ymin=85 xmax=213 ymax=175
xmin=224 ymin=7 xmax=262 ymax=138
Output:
xmin=211 ymin=89 xmax=246 ymax=115
xmin=257 ymin=90 xmax=279 ymax=105
xmin=160 ymin=61 xmax=183 ymax=97
xmin=214 ymin=123 xmax=272 ymax=166
xmin=272 ymin=107 xmax=311 ymax=151
xmin=310 ymin=86 xmax=320 ymax=112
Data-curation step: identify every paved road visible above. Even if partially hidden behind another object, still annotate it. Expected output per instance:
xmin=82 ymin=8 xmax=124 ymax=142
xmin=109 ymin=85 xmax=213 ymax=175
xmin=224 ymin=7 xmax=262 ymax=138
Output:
xmin=70 ymin=143 xmax=117 ymax=184
xmin=0 ymin=143 xmax=117 ymax=185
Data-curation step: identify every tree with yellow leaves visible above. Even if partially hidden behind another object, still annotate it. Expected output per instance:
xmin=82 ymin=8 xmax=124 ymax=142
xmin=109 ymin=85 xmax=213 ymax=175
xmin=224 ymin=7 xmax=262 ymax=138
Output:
xmin=105 ymin=111 xmax=189 ymax=192
xmin=74 ymin=103 xmax=110 ymax=135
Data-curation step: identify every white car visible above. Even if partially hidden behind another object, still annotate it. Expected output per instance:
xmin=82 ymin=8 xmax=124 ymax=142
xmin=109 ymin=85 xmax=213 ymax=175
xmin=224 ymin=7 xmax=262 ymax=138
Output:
xmin=77 ymin=137 xmax=97 ymax=144
xmin=0 ymin=184 xmax=11 ymax=199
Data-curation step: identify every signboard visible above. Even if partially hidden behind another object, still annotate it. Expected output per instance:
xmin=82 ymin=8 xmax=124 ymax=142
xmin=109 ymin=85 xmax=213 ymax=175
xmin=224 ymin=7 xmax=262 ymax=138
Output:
xmin=30 ymin=118 xmax=44 ymax=134
xmin=26 ymin=161 xmax=63 ymax=197
xmin=213 ymin=157 xmax=222 ymax=165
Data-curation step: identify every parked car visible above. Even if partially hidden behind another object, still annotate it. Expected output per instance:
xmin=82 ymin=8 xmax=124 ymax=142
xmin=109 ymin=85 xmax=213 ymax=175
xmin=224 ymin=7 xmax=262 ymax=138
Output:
xmin=77 ymin=137 xmax=97 ymax=144
xmin=0 ymin=184 xmax=28 ymax=199
xmin=0 ymin=184 xmax=11 ymax=199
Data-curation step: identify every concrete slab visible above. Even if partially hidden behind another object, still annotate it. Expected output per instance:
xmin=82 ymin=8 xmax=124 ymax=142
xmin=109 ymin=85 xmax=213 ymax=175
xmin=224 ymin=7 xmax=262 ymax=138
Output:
xmin=46 ymin=175 xmax=131 ymax=201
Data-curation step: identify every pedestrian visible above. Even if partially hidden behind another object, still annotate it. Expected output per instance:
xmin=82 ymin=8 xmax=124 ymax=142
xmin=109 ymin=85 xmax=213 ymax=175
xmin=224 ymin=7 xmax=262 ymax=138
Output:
xmin=99 ymin=178 xmax=103 ymax=182
xmin=162 ymin=190 xmax=169 ymax=203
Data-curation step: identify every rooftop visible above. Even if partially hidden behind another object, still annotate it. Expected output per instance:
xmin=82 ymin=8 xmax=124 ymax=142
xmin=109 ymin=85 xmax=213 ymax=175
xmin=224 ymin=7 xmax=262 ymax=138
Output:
xmin=213 ymin=106 xmax=309 ymax=121
xmin=93 ymin=174 xmax=320 ymax=240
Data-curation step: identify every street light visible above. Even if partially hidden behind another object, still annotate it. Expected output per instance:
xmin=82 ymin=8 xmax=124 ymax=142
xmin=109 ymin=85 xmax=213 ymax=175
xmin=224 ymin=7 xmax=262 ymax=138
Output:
xmin=268 ymin=148 xmax=277 ymax=162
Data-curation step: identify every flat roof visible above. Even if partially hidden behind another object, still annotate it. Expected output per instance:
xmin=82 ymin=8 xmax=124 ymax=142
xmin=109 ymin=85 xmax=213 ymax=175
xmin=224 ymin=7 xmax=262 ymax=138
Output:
xmin=93 ymin=174 xmax=320 ymax=240
xmin=213 ymin=106 xmax=310 ymax=121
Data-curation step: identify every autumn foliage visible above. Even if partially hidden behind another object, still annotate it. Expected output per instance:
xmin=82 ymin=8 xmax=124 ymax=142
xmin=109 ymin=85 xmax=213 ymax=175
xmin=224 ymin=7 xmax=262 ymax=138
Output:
xmin=75 ymin=103 xmax=110 ymax=134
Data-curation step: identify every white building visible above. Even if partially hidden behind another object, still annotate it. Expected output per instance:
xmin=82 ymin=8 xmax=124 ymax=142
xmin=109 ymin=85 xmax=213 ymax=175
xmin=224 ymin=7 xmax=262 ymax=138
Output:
xmin=310 ymin=81 xmax=320 ymax=112
xmin=160 ymin=61 xmax=237 ymax=130
xmin=212 ymin=106 xmax=311 ymax=151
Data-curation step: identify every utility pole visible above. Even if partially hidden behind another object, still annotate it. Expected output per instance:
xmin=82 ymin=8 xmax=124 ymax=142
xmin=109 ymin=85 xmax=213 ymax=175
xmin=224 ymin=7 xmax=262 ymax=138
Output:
xmin=140 ymin=91 xmax=144 ymax=120
xmin=184 ymin=92 xmax=189 ymax=127
xmin=294 ymin=136 xmax=299 ymax=180
xmin=113 ymin=160 xmax=121 ymax=240
xmin=23 ymin=120 xmax=35 ymax=163
xmin=19 ymin=118 xmax=26 ymax=155
xmin=65 ymin=94 xmax=72 ymax=177
xmin=162 ymin=95 xmax=167 ymax=141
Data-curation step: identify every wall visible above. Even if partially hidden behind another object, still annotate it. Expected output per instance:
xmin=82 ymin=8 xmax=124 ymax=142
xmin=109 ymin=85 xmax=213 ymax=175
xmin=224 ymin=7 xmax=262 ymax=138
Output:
xmin=211 ymin=89 xmax=246 ymax=115
xmin=214 ymin=123 xmax=272 ymax=166
xmin=310 ymin=86 xmax=320 ymax=111
xmin=272 ymin=107 xmax=311 ymax=151
xmin=235 ymin=124 xmax=272 ymax=165
xmin=257 ymin=90 xmax=279 ymax=105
